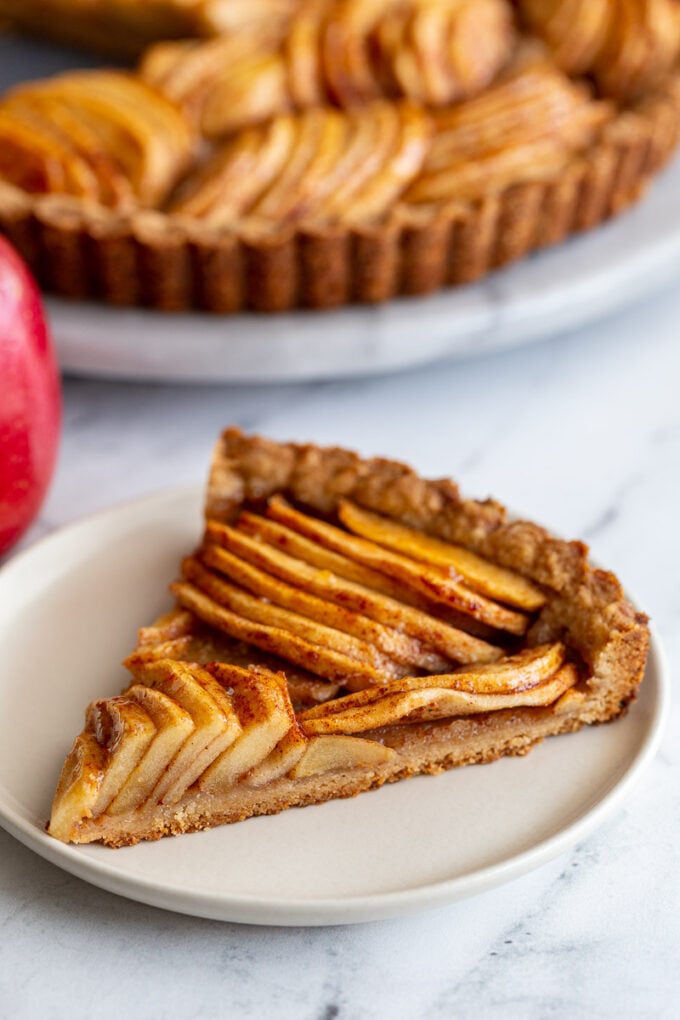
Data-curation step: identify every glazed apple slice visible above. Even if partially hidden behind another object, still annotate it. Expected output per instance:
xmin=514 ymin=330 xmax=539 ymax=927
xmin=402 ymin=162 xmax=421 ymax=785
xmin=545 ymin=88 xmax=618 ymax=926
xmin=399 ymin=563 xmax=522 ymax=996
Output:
xmin=205 ymin=521 xmax=503 ymax=664
xmin=183 ymin=554 xmax=404 ymax=676
xmin=107 ymin=684 xmax=195 ymax=814
xmin=266 ymin=498 xmax=528 ymax=633
xmin=338 ymin=500 xmax=546 ymax=610
xmin=130 ymin=659 xmax=241 ymax=805
xmin=199 ymin=665 xmax=295 ymax=791
xmin=201 ymin=540 xmax=449 ymax=671
xmin=299 ymin=663 xmax=579 ymax=734
xmin=290 ymin=734 xmax=398 ymax=778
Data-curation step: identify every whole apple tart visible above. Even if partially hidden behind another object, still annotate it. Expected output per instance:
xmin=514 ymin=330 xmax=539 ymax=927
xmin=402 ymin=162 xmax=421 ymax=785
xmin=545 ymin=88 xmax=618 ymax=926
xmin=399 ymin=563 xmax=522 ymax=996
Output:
xmin=0 ymin=0 xmax=679 ymax=312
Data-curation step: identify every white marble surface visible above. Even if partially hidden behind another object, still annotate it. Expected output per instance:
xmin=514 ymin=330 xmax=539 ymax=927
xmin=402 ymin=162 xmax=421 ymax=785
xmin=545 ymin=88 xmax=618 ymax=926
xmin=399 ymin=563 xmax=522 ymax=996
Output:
xmin=2 ymin=281 xmax=680 ymax=1019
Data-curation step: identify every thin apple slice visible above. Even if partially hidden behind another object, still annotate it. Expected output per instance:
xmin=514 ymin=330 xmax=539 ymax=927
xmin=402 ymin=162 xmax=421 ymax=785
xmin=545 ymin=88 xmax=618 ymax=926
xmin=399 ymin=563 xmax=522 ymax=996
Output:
xmin=199 ymin=665 xmax=294 ymax=791
xmin=130 ymin=659 xmax=241 ymax=805
xmin=300 ymin=663 xmax=578 ymax=734
xmin=183 ymin=554 xmax=403 ymax=675
xmin=201 ymin=541 xmax=446 ymax=671
xmin=107 ymin=685 xmax=195 ymax=815
xmin=302 ymin=643 xmax=567 ymax=727
xmin=243 ymin=721 xmax=309 ymax=786
xmin=289 ymin=734 xmax=398 ymax=778
xmin=49 ymin=731 xmax=108 ymax=843
xmin=205 ymin=521 xmax=503 ymax=665
xmin=266 ymin=498 xmax=528 ymax=634
xmin=86 ymin=697 xmax=156 ymax=816
xmin=234 ymin=512 xmax=419 ymax=603
xmin=337 ymin=500 xmax=547 ymax=610
xmin=171 ymin=579 xmax=387 ymax=688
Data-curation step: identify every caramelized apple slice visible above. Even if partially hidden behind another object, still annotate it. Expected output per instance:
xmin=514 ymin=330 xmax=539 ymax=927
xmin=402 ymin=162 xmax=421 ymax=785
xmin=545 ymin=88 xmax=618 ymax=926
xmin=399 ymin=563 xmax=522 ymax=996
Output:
xmin=107 ymin=685 xmax=195 ymax=815
xmin=243 ymin=721 xmax=308 ymax=786
xmin=205 ymin=521 xmax=503 ymax=665
xmin=266 ymin=498 xmax=528 ymax=634
xmin=300 ymin=664 xmax=578 ymax=734
xmin=199 ymin=665 xmax=294 ymax=791
xmin=201 ymin=541 xmax=447 ymax=671
xmin=183 ymin=554 xmax=402 ymax=675
xmin=289 ymin=734 xmax=398 ymax=778
xmin=86 ymin=697 xmax=156 ymax=815
xmin=131 ymin=659 xmax=241 ymax=804
xmin=171 ymin=579 xmax=390 ymax=689
xmin=49 ymin=731 xmax=108 ymax=843
xmin=235 ymin=512 xmax=418 ymax=603
xmin=338 ymin=500 xmax=546 ymax=610
xmin=302 ymin=643 xmax=567 ymax=725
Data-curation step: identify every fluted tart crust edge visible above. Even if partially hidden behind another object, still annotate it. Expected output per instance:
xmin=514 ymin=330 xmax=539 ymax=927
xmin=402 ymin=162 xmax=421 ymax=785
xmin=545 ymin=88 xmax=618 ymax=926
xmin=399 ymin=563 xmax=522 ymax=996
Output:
xmin=2 ymin=74 xmax=679 ymax=313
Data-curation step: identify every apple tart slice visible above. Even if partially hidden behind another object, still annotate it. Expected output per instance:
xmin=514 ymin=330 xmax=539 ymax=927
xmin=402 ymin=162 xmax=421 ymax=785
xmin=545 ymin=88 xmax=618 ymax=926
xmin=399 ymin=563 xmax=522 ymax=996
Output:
xmin=49 ymin=430 xmax=649 ymax=846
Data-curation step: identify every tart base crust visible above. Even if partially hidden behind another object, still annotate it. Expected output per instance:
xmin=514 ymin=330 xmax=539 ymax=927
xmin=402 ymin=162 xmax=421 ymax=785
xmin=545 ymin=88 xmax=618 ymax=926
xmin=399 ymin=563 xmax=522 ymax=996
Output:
xmin=2 ymin=75 xmax=679 ymax=312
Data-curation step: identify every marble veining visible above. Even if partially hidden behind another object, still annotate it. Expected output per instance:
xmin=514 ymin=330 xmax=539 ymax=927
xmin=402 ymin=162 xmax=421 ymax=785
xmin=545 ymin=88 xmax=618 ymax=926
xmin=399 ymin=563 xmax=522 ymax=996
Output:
xmin=2 ymin=279 xmax=680 ymax=1020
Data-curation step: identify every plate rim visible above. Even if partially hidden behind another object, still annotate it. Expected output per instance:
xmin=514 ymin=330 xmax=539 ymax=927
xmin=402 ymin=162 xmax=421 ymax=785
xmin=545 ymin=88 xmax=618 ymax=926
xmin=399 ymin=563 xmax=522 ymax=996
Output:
xmin=0 ymin=486 xmax=669 ymax=926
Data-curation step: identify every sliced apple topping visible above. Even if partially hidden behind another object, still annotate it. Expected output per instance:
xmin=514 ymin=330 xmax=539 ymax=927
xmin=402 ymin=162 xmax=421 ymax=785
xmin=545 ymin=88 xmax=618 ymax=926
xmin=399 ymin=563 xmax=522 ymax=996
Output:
xmin=129 ymin=659 xmax=242 ymax=804
xmin=298 ymin=645 xmax=577 ymax=735
xmin=403 ymin=48 xmax=614 ymax=204
xmin=171 ymin=578 xmax=395 ymax=689
xmin=243 ymin=721 xmax=309 ymax=786
xmin=199 ymin=664 xmax=296 ymax=791
xmin=337 ymin=500 xmax=547 ymax=610
xmin=141 ymin=0 xmax=513 ymax=136
xmin=0 ymin=71 xmax=193 ymax=208
xmin=107 ymin=685 xmax=195 ymax=815
xmin=199 ymin=541 xmax=448 ymax=671
xmin=203 ymin=519 xmax=503 ymax=666
xmin=49 ymin=731 xmax=108 ymax=843
xmin=519 ymin=0 xmax=680 ymax=100
xmin=170 ymin=100 xmax=430 ymax=227
xmin=289 ymin=734 xmax=398 ymax=778
xmin=265 ymin=498 xmax=528 ymax=634
xmin=85 ymin=697 xmax=157 ymax=815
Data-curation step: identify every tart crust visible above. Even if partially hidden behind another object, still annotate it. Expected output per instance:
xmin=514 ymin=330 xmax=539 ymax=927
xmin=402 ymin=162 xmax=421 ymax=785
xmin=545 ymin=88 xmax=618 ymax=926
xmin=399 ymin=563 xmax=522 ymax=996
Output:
xmin=1 ymin=73 xmax=679 ymax=312
xmin=49 ymin=430 xmax=649 ymax=846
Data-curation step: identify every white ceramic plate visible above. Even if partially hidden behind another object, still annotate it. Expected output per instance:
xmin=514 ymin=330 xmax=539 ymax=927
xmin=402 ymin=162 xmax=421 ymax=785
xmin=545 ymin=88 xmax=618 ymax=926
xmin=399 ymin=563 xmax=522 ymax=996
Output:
xmin=0 ymin=487 xmax=668 ymax=926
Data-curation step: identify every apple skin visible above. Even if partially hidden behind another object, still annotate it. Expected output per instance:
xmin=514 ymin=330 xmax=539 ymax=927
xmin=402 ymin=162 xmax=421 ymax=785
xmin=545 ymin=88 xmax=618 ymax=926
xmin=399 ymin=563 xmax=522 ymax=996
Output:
xmin=0 ymin=236 xmax=61 ymax=556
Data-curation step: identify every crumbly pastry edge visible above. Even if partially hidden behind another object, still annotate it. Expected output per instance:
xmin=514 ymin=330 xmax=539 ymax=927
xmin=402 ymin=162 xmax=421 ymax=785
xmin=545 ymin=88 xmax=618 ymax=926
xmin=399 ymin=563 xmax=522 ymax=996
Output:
xmin=59 ymin=429 xmax=650 ymax=845
xmin=2 ymin=75 xmax=679 ymax=313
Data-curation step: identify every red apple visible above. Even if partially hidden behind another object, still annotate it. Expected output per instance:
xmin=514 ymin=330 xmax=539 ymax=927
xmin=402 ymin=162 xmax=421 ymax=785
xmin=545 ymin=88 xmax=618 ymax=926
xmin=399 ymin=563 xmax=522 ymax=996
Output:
xmin=0 ymin=236 xmax=61 ymax=556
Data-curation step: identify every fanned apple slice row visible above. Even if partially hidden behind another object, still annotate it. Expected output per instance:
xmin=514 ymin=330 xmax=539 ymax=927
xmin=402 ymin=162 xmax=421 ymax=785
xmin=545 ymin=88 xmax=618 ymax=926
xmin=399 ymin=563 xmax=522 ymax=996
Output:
xmin=266 ymin=498 xmax=528 ymax=634
xmin=199 ymin=664 xmax=295 ymax=792
xmin=337 ymin=500 xmax=547 ymax=611
xmin=86 ymin=697 xmax=156 ymax=816
xmin=49 ymin=731 xmax=108 ymax=843
xmin=183 ymin=555 xmax=405 ymax=679
xmin=205 ymin=521 xmax=502 ymax=664
xmin=234 ymin=512 xmax=422 ymax=604
xmin=130 ymin=659 xmax=242 ymax=805
xmin=171 ymin=580 xmax=391 ymax=689
xmin=289 ymin=734 xmax=398 ymax=779
xmin=243 ymin=721 xmax=309 ymax=786
xmin=107 ymin=685 xmax=195 ymax=815
xmin=170 ymin=116 xmax=296 ymax=224
xmin=200 ymin=541 xmax=450 ymax=672
xmin=300 ymin=663 xmax=579 ymax=735
xmin=302 ymin=644 xmax=566 ymax=722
